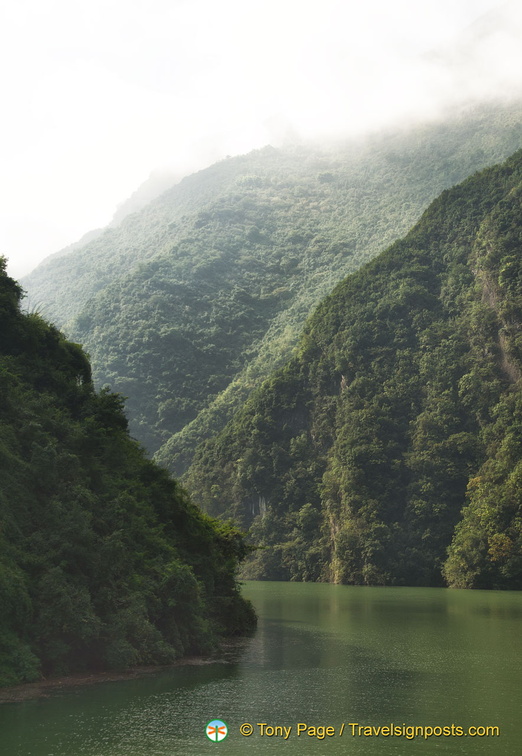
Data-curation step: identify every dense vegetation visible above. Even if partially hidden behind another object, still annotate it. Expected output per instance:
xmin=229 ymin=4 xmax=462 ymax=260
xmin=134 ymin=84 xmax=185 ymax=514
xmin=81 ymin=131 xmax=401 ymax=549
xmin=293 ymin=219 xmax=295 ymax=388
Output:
xmin=23 ymin=102 xmax=522 ymax=474
xmin=0 ymin=259 xmax=255 ymax=687
xmin=186 ymin=149 xmax=522 ymax=590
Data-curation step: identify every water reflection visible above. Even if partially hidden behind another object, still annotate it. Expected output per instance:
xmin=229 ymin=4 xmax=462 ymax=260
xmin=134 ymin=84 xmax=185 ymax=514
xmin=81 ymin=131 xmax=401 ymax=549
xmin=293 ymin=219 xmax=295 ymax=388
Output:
xmin=0 ymin=583 xmax=520 ymax=756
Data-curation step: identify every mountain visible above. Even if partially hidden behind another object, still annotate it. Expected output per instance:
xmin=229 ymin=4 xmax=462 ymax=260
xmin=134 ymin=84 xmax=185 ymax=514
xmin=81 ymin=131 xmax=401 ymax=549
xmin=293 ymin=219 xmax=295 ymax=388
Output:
xmin=22 ymin=101 xmax=522 ymax=474
xmin=109 ymin=170 xmax=181 ymax=228
xmin=186 ymin=148 xmax=522 ymax=590
xmin=23 ymin=171 xmax=180 ymax=275
xmin=0 ymin=259 xmax=254 ymax=687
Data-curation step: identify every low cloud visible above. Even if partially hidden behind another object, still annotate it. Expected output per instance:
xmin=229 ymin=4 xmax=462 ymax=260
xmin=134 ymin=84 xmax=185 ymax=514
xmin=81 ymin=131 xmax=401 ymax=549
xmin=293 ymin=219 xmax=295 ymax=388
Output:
xmin=1 ymin=0 xmax=521 ymax=278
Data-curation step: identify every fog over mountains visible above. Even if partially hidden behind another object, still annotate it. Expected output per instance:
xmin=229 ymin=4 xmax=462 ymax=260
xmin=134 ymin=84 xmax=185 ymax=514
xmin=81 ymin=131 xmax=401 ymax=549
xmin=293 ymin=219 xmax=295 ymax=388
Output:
xmin=3 ymin=0 xmax=522 ymax=278
xmin=22 ymin=101 xmax=522 ymax=474
xmin=4 ymin=0 xmax=522 ymax=700
xmin=8 ymin=1 xmax=522 ymax=594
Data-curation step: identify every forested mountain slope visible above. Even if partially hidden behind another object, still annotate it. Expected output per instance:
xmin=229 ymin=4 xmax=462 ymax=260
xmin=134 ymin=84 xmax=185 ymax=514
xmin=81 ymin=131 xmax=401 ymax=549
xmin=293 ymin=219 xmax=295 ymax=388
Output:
xmin=37 ymin=172 xmax=179 ymax=269
xmin=186 ymin=149 xmax=522 ymax=590
xmin=22 ymin=102 xmax=522 ymax=471
xmin=0 ymin=259 xmax=254 ymax=687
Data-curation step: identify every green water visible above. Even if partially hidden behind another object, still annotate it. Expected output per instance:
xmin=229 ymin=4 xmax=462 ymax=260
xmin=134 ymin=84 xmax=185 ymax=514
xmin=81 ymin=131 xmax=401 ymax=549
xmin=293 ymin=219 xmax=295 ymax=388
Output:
xmin=1 ymin=582 xmax=521 ymax=755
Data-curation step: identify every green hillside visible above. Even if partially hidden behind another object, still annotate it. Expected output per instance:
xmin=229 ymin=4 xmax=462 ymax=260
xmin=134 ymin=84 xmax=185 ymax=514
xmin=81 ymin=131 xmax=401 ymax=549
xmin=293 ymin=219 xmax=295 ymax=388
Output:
xmin=186 ymin=149 xmax=522 ymax=590
xmin=22 ymin=102 xmax=522 ymax=473
xmin=0 ymin=259 xmax=254 ymax=687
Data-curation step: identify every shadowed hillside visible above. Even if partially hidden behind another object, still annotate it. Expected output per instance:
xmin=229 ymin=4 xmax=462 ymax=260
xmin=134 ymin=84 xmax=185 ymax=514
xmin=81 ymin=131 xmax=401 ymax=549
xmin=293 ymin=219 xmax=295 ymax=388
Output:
xmin=186 ymin=149 xmax=522 ymax=590
xmin=0 ymin=260 xmax=254 ymax=687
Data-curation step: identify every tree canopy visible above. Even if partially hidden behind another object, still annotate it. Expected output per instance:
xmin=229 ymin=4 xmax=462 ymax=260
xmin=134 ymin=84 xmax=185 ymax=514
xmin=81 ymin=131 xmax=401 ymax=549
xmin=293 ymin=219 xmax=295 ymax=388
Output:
xmin=186 ymin=149 xmax=522 ymax=590
xmin=0 ymin=259 xmax=255 ymax=687
xmin=23 ymin=102 xmax=522 ymax=476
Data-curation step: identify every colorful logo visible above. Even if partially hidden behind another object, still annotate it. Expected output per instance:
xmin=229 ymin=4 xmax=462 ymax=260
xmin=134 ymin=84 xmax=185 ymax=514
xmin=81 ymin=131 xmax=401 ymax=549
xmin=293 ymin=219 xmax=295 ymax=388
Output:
xmin=206 ymin=719 xmax=229 ymax=742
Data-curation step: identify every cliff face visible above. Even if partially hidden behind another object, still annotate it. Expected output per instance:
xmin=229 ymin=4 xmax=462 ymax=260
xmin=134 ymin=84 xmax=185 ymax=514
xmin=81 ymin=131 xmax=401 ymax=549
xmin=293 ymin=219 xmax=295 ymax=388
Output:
xmin=186 ymin=151 xmax=522 ymax=590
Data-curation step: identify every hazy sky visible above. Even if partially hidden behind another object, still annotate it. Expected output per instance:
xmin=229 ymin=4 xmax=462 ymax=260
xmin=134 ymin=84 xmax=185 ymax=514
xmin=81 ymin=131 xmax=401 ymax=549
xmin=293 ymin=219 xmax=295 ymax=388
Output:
xmin=1 ymin=0 xmax=521 ymax=279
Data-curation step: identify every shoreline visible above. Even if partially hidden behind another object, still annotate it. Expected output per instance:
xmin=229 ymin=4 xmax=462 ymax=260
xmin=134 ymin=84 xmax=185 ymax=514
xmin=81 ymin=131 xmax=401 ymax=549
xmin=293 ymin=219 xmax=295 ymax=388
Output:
xmin=0 ymin=648 xmax=240 ymax=704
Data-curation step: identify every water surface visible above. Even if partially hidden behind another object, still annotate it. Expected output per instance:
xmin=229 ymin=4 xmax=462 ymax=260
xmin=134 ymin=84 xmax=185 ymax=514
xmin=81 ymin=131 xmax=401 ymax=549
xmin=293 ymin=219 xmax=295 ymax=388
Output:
xmin=1 ymin=582 xmax=520 ymax=755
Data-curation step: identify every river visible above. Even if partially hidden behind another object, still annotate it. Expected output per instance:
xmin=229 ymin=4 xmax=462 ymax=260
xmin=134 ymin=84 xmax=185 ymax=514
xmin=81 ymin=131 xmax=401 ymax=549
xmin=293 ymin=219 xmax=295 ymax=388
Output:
xmin=1 ymin=582 xmax=520 ymax=755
